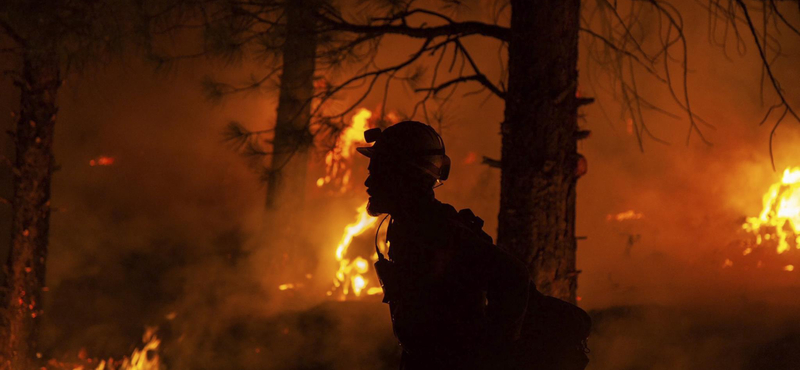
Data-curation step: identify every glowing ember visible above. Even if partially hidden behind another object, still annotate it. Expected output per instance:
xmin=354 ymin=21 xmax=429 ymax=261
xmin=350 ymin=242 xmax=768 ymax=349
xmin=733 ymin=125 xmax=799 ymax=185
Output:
xmin=742 ymin=167 xmax=800 ymax=254
xmin=606 ymin=210 xmax=644 ymax=222
xmin=278 ymin=283 xmax=295 ymax=291
xmin=330 ymin=202 xmax=383 ymax=298
xmin=317 ymin=108 xmax=373 ymax=191
xmin=784 ymin=265 xmax=795 ymax=272
xmin=89 ymin=156 xmax=115 ymax=167
xmin=723 ymin=258 xmax=734 ymax=268
xmin=463 ymin=152 xmax=478 ymax=165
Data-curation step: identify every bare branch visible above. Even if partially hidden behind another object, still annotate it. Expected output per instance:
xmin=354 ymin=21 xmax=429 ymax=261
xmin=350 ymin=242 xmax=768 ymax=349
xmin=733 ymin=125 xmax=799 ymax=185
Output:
xmin=0 ymin=19 xmax=27 ymax=47
xmin=579 ymin=27 xmax=664 ymax=80
xmin=415 ymin=74 xmax=505 ymax=98
xmin=316 ymin=9 xmax=510 ymax=41
xmin=482 ymin=156 xmax=501 ymax=168
xmin=735 ymin=0 xmax=800 ymax=169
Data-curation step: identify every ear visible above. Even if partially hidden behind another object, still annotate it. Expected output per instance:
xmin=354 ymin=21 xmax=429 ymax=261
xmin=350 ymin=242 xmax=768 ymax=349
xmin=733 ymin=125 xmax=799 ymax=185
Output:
xmin=439 ymin=155 xmax=451 ymax=181
xmin=364 ymin=128 xmax=382 ymax=143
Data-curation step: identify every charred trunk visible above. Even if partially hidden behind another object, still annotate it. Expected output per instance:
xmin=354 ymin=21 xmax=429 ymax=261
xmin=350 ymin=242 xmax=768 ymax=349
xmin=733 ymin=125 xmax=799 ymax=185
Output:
xmin=266 ymin=0 xmax=318 ymax=213
xmin=1 ymin=51 xmax=60 ymax=370
xmin=497 ymin=0 xmax=581 ymax=303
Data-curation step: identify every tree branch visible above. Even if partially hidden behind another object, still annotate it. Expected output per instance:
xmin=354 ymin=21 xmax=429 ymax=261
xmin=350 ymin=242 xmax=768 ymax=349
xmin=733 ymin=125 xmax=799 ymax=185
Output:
xmin=414 ymin=74 xmax=505 ymax=99
xmin=316 ymin=10 xmax=510 ymax=41
xmin=736 ymin=0 xmax=800 ymax=170
xmin=0 ymin=19 xmax=27 ymax=47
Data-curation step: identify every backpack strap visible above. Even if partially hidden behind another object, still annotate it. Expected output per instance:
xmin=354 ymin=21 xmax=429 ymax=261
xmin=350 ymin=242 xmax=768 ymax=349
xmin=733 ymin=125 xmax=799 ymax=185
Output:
xmin=455 ymin=208 xmax=494 ymax=244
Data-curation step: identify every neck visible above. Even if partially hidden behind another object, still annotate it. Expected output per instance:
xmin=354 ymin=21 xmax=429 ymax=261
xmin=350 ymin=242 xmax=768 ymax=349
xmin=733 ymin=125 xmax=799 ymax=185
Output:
xmin=391 ymin=194 xmax=437 ymax=221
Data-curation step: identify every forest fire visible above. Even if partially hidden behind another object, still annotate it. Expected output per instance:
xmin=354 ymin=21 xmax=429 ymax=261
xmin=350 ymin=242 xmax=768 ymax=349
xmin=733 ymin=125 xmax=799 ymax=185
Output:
xmin=3 ymin=0 xmax=800 ymax=368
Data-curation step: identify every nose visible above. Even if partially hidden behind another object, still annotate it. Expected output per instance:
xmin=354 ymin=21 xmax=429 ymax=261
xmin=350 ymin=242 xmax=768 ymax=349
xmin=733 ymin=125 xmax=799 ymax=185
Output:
xmin=364 ymin=174 xmax=372 ymax=189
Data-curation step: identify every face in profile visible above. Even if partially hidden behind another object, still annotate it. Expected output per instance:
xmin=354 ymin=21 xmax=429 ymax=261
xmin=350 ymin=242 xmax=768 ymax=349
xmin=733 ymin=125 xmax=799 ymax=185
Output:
xmin=365 ymin=157 xmax=395 ymax=216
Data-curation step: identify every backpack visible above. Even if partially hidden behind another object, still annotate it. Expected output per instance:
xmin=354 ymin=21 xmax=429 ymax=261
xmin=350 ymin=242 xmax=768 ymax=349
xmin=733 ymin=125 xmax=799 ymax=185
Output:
xmin=456 ymin=209 xmax=592 ymax=370
xmin=514 ymin=285 xmax=591 ymax=370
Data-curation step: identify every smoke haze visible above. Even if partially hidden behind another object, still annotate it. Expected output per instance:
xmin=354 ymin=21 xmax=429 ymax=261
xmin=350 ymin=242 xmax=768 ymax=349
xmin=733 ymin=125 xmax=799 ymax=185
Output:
xmin=1 ymin=0 xmax=799 ymax=368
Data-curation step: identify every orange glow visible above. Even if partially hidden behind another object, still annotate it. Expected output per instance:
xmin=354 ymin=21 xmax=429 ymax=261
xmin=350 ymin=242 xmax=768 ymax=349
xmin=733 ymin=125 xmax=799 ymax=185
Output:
xmin=89 ymin=156 xmax=115 ymax=167
xmin=463 ymin=151 xmax=478 ymax=165
xmin=723 ymin=259 xmax=734 ymax=268
xmin=278 ymin=283 xmax=295 ymax=291
xmin=784 ymin=265 xmax=795 ymax=272
xmin=606 ymin=210 xmax=644 ymax=222
xmin=742 ymin=167 xmax=800 ymax=254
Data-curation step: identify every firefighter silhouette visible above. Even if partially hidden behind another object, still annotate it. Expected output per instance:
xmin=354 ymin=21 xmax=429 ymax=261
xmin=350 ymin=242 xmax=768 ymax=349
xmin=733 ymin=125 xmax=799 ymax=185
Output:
xmin=357 ymin=121 xmax=530 ymax=370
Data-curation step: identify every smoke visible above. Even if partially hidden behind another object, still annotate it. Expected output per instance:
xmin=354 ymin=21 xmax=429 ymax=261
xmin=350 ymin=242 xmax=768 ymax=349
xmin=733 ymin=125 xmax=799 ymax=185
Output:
xmin=0 ymin=0 xmax=799 ymax=368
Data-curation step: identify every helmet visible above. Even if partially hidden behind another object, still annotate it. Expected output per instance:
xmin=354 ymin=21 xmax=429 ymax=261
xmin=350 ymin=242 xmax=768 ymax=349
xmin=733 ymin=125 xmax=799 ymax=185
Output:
xmin=356 ymin=121 xmax=451 ymax=181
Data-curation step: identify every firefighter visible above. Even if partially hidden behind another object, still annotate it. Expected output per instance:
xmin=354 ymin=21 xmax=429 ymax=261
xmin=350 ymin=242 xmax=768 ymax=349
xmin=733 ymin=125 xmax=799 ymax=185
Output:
xmin=357 ymin=121 xmax=530 ymax=370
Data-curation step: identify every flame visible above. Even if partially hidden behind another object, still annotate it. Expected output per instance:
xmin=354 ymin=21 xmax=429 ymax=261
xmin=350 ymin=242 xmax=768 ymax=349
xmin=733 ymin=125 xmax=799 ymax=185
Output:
xmin=89 ymin=156 xmax=115 ymax=167
xmin=723 ymin=258 xmax=734 ymax=268
xmin=330 ymin=202 xmax=382 ymax=298
xmin=606 ymin=210 xmax=644 ymax=222
xmin=742 ymin=167 xmax=800 ymax=254
xmin=317 ymin=108 xmax=373 ymax=191
xmin=116 ymin=328 xmax=161 ymax=370
xmin=48 ymin=328 xmax=161 ymax=370
xmin=463 ymin=152 xmax=478 ymax=165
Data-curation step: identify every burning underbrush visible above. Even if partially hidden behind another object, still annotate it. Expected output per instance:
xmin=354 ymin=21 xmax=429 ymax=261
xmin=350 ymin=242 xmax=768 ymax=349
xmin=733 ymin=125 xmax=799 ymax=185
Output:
xmin=723 ymin=167 xmax=800 ymax=273
xmin=47 ymin=328 xmax=161 ymax=370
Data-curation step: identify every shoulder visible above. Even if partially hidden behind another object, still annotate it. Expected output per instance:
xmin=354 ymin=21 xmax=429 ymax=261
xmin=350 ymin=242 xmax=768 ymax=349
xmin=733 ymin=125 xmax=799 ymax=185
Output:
xmin=439 ymin=204 xmax=493 ymax=245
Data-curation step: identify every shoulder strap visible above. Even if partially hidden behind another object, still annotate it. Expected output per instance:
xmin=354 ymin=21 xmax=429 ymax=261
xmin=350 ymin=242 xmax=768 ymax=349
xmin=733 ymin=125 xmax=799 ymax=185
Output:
xmin=455 ymin=208 xmax=494 ymax=244
xmin=375 ymin=215 xmax=391 ymax=261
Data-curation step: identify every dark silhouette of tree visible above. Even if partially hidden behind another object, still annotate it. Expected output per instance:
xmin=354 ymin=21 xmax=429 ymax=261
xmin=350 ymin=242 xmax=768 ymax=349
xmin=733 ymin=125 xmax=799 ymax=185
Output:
xmin=141 ymin=0 xmax=375 ymax=214
xmin=0 ymin=1 xmax=132 ymax=367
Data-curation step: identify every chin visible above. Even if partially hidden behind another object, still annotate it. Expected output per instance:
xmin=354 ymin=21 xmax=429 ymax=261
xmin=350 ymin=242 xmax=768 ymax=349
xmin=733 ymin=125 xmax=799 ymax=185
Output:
xmin=367 ymin=197 xmax=390 ymax=217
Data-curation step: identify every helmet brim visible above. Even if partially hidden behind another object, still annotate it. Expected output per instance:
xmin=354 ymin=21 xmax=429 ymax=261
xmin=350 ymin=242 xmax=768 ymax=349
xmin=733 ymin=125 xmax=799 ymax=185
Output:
xmin=356 ymin=147 xmax=374 ymax=158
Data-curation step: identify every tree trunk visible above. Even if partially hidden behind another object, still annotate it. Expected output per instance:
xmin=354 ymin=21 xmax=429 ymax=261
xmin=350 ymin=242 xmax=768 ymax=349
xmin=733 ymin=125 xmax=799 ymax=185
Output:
xmin=1 ymin=51 xmax=60 ymax=370
xmin=497 ymin=0 xmax=581 ymax=303
xmin=266 ymin=0 xmax=317 ymax=213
